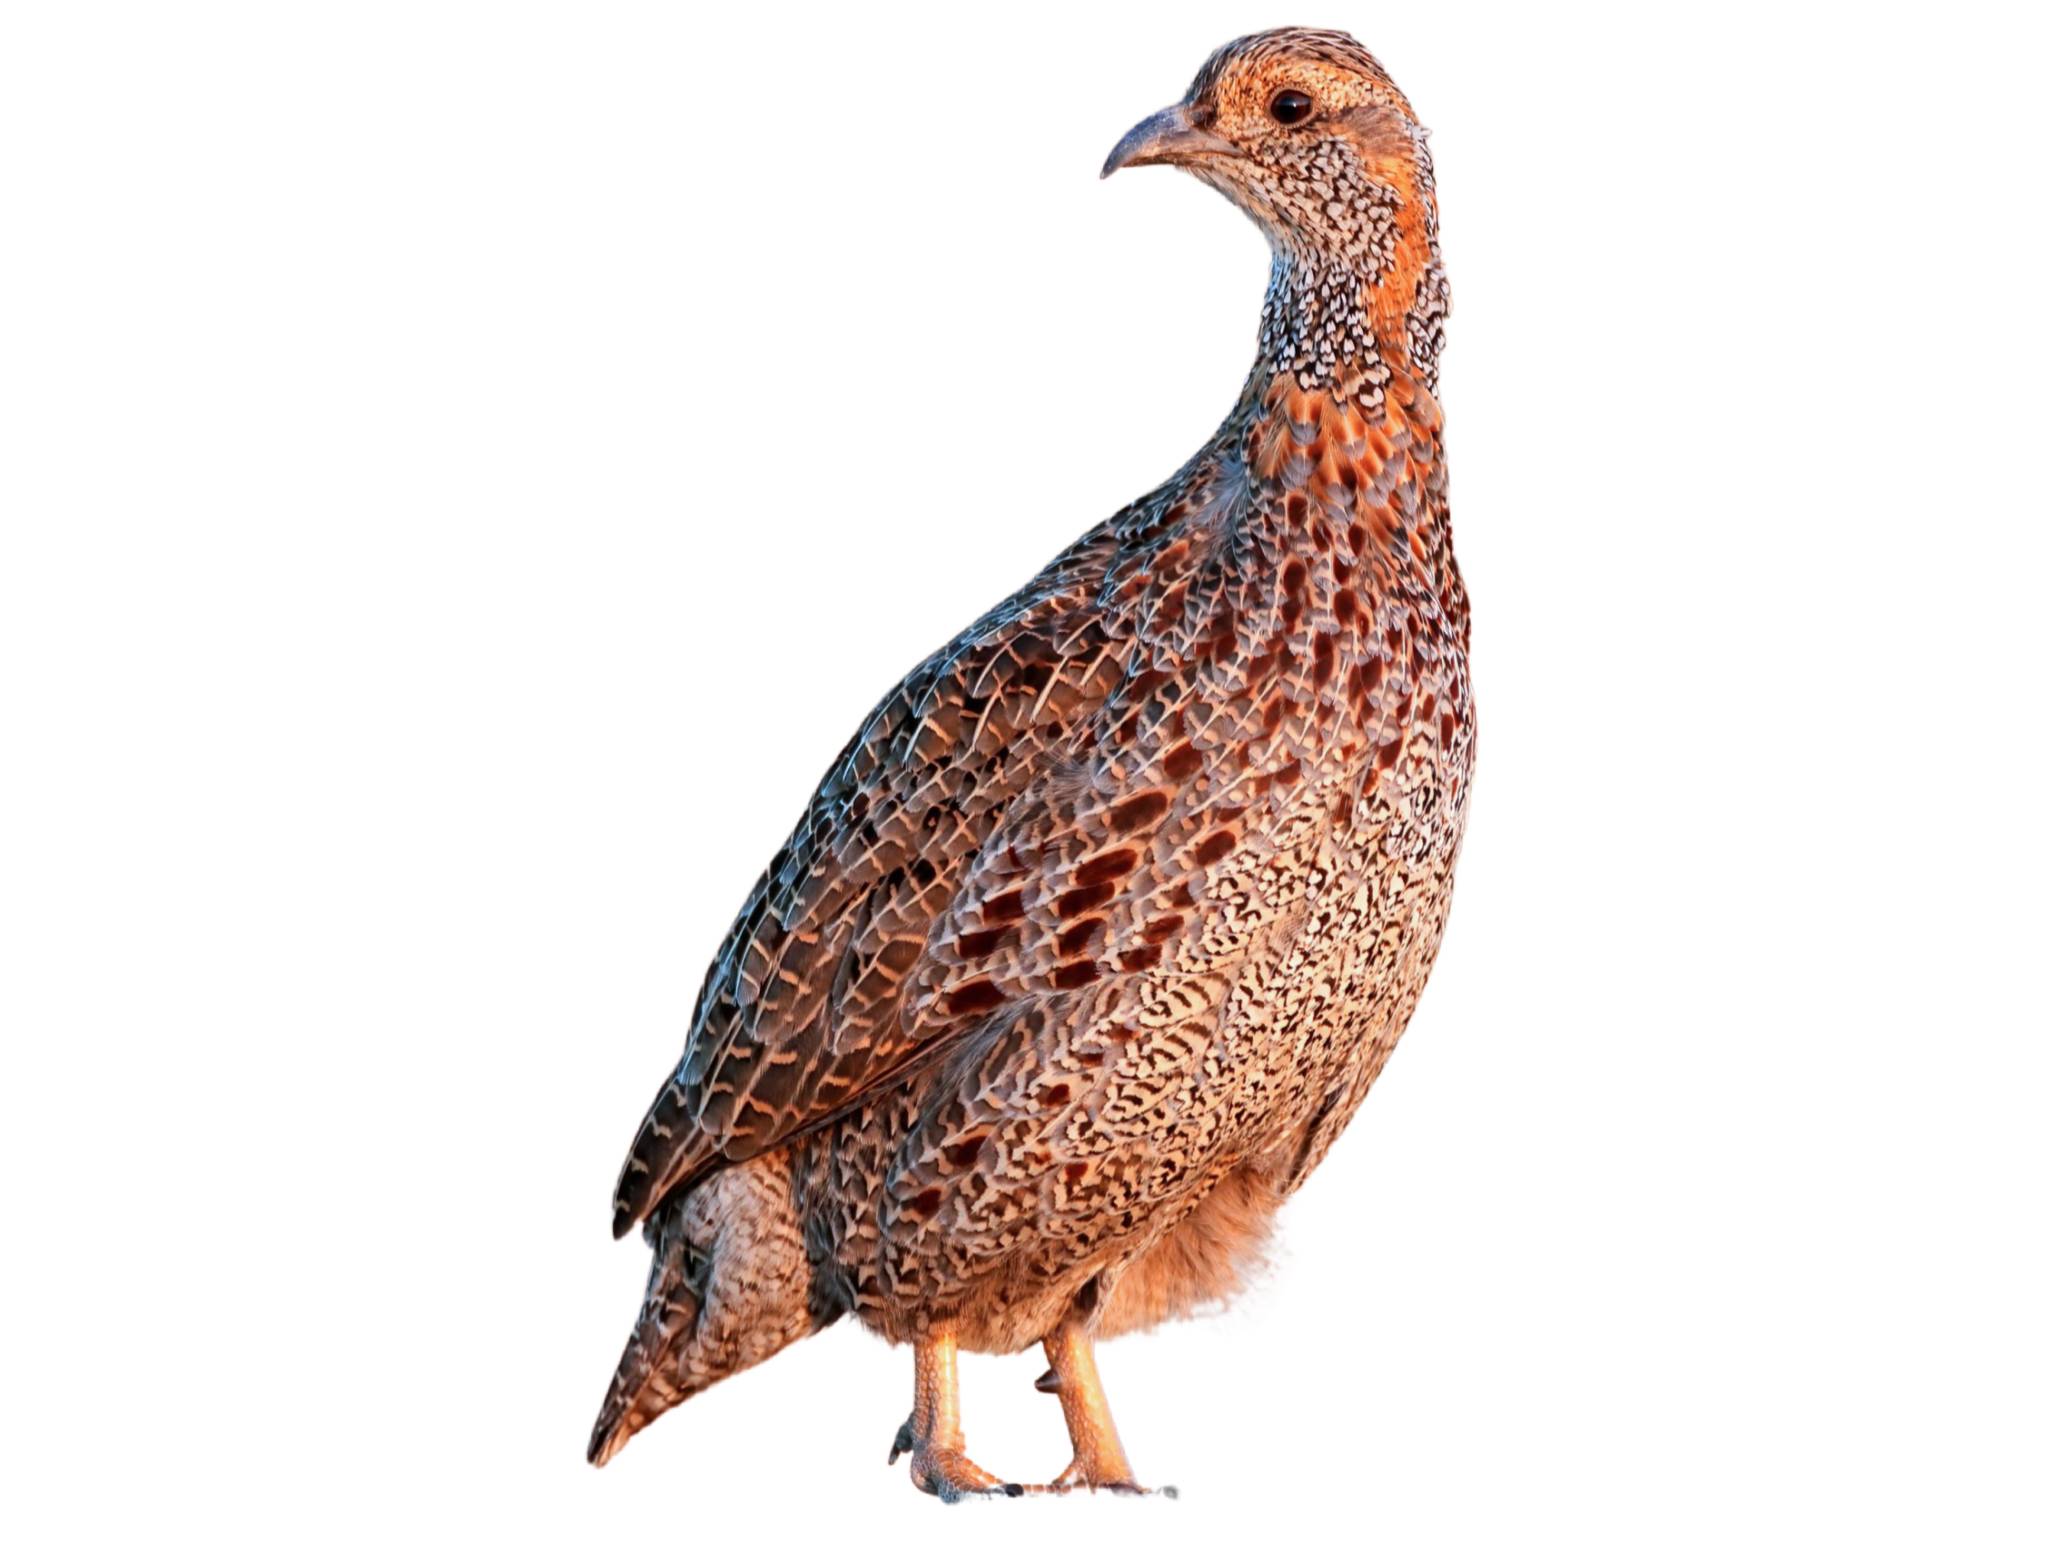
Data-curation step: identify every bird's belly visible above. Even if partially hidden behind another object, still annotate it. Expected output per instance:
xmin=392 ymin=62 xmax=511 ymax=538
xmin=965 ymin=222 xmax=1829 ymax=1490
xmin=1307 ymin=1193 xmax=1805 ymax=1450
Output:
xmin=807 ymin=655 xmax=1473 ymax=1350
xmin=1204 ymin=683 xmax=1471 ymax=1180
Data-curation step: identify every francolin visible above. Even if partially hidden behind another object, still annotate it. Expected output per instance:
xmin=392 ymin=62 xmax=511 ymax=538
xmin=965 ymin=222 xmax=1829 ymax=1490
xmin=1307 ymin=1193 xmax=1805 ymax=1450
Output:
xmin=591 ymin=28 xmax=1474 ymax=1498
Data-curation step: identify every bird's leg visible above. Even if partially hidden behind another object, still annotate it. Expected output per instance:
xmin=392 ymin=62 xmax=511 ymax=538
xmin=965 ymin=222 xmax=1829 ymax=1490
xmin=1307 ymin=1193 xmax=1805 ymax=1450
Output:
xmin=1036 ymin=1317 xmax=1152 ymax=1494
xmin=897 ymin=1326 xmax=1022 ymax=1501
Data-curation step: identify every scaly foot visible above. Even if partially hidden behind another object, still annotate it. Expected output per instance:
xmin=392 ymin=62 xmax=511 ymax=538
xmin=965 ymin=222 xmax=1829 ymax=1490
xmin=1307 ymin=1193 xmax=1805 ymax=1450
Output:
xmin=1050 ymin=1457 xmax=1148 ymax=1494
xmin=899 ymin=1328 xmax=1026 ymax=1501
xmin=1048 ymin=1462 xmax=1175 ymax=1497
xmin=1033 ymin=1324 xmax=1176 ymax=1496
xmin=910 ymin=1441 xmax=1021 ymax=1501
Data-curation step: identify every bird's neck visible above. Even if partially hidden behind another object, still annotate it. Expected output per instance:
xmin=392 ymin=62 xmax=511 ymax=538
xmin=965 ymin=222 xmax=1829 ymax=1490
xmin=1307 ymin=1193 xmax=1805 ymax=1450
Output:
xmin=1253 ymin=210 xmax=1448 ymax=405
xmin=1228 ymin=242 xmax=1456 ymax=610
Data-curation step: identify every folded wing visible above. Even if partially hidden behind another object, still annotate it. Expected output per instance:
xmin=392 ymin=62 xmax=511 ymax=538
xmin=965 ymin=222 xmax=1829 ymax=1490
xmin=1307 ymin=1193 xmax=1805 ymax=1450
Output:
xmin=610 ymin=533 xmax=1134 ymax=1237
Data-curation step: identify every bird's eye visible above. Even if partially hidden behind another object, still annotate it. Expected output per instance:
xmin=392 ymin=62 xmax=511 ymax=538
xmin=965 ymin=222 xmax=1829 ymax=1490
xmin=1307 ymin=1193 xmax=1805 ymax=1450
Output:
xmin=1269 ymin=89 xmax=1313 ymax=126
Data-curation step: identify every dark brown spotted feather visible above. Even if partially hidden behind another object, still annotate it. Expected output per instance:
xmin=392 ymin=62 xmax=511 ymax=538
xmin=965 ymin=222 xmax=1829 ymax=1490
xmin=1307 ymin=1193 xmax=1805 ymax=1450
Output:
xmin=592 ymin=28 xmax=1474 ymax=1483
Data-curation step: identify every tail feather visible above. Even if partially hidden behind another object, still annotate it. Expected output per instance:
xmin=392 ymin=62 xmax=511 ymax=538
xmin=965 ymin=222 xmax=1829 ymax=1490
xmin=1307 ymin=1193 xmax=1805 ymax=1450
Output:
xmin=588 ymin=1147 xmax=818 ymax=1467
xmin=587 ymin=1243 xmax=702 ymax=1466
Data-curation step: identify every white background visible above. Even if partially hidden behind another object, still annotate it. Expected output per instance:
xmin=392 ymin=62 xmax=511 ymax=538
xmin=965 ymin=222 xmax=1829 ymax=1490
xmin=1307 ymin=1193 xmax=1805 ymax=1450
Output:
xmin=4 ymin=2 xmax=2059 ymax=1544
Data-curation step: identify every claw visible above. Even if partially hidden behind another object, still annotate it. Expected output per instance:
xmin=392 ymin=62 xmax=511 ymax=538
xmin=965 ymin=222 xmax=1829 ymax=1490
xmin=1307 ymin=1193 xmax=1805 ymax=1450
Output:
xmin=888 ymin=1416 xmax=915 ymax=1465
xmin=1033 ymin=1366 xmax=1061 ymax=1395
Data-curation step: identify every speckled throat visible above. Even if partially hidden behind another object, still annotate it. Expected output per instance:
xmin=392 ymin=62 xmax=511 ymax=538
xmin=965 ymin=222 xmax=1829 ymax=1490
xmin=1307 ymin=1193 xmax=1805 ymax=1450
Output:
xmin=1215 ymin=109 xmax=1450 ymax=407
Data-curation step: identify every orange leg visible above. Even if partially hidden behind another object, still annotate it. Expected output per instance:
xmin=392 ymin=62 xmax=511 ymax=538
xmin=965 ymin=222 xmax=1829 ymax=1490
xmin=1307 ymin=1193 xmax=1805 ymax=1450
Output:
xmin=889 ymin=1327 xmax=1022 ymax=1501
xmin=1037 ymin=1319 xmax=1156 ymax=1494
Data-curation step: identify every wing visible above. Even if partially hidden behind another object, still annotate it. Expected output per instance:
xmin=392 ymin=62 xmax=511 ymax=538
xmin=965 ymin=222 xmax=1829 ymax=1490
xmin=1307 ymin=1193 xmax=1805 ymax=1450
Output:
xmin=610 ymin=529 xmax=1134 ymax=1237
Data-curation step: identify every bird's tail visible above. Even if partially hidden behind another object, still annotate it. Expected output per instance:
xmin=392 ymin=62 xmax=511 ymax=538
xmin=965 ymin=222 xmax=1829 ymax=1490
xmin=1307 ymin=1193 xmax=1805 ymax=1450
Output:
xmin=588 ymin=1147 xmax=819 ymax=1467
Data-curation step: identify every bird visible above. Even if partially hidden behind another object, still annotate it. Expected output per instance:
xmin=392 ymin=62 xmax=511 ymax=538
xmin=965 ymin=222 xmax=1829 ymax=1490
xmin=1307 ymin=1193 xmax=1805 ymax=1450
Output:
xmin=588 ymin=27 xmax=1473 ymax=1499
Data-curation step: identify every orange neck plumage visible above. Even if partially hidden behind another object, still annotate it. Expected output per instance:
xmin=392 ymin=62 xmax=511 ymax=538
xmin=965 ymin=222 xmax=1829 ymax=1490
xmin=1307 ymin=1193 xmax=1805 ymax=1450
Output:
xmin=1239 ymin=189 xmax=1451 ymax=603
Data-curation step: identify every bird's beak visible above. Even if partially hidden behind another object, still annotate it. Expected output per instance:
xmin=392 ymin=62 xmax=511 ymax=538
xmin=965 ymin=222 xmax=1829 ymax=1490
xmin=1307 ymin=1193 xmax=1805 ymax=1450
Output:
xmin=1100 ymin=102 xmax=1238 ymax=179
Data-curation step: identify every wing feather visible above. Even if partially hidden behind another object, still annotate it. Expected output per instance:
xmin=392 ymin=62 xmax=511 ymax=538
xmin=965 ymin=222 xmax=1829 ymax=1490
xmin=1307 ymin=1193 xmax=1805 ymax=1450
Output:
xmin=609 ymin=533 xmax=1132 ymax=1235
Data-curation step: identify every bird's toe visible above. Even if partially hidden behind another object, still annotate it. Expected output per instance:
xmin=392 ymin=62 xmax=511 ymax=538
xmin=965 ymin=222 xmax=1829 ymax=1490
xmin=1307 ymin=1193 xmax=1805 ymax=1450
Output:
xmin=910 ymin=1445 xmax=1018 ymax=1502
xmin=1048 ymin=1460 xmax=1176 ymax=1497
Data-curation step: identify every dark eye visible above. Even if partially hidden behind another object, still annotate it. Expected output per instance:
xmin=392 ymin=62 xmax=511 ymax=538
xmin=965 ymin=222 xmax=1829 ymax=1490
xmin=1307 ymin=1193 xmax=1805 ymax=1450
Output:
xmin=1269 ymin=89 xmax=1313 ymax=126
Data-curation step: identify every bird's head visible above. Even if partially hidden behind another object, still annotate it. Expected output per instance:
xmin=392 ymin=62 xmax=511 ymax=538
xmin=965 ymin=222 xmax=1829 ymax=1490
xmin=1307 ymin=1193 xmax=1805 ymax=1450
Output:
xmin=1102 ymin=28 xmax=1431 ymax=272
